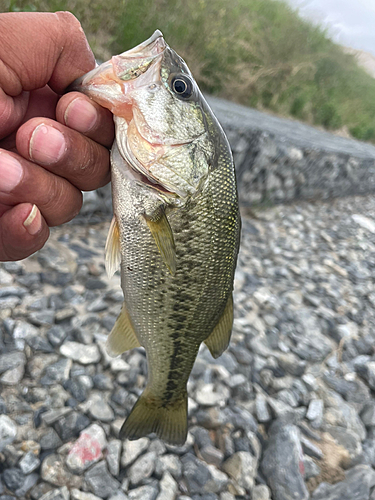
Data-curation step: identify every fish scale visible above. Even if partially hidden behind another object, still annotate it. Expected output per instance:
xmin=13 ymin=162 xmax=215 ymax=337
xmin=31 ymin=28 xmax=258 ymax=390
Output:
xmin=68 ymin=30 xmax=240 ymax=445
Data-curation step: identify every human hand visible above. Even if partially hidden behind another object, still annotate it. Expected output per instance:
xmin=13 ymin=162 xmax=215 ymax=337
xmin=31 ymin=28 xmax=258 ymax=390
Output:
xmin=0 ymin=11 xmax=115 ymax=261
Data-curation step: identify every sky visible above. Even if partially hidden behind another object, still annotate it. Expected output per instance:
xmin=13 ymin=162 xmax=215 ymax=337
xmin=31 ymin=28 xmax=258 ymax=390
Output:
xmin=285 ymin=0 xmax=375 ymax=57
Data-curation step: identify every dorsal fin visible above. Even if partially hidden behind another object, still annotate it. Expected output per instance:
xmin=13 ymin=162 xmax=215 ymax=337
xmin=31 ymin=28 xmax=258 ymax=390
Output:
xmin=143 ymin=207 xmax=176 ymax=276
xmin=204 ymin=294 xmax=233 ymax=358
xmin=105 ymin=216 xmax=121 ymax=278
xmin=106 ymin=303 xmax=141 ymax=357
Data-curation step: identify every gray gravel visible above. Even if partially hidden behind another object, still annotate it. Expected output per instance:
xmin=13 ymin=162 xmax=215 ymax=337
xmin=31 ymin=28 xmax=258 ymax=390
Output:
xmin=1 ymin=192 xmax=375 ymax=499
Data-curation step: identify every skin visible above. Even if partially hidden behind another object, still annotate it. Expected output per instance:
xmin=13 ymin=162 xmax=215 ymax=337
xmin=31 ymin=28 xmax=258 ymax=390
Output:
xmin=0 ymin=12 xmax=115 ymax=261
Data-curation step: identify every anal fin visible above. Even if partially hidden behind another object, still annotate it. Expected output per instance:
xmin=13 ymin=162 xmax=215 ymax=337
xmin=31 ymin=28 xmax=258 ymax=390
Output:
xmin=143 ymin=206 xmax=176 ymax=276
xmin=205 ymin=294 xmax=233 ymax=359
xmin=105 ymin=216 xmax=121 ymax=279
xmin=106 ymin=303 xmax=141 ymax=357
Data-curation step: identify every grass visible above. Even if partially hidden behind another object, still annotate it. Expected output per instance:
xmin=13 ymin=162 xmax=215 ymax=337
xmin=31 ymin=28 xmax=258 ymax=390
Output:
xmin=4 ymin=0 xmax=375 ymax=143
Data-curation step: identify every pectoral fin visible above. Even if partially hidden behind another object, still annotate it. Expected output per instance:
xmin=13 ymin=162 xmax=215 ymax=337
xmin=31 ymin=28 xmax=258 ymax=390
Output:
xmin=106 ymin=304 xmax=141 ymax=357
xmin=105 ymin=216 xmax=121 ymax=279
xmin=143 ymin=207 xmax=176 ymax=276
xmin=205 ymin=294 xmax=234 ymax=359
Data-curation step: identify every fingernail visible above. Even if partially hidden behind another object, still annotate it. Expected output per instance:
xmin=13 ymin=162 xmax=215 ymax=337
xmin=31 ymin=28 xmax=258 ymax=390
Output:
xmin=30 ymin=124 xmax=66 ymax=165
xmin=23 ymin=204 xmax=42 ymax=235
xmin=64 ymin=98 xmax=98 ymax=133
xmin=0 ymin=152 xmax=23 ymax=193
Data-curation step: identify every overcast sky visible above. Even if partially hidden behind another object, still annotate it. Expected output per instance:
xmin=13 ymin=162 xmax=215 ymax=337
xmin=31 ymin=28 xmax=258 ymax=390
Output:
xmin=285 ymin=0 xmax=375 ymax=57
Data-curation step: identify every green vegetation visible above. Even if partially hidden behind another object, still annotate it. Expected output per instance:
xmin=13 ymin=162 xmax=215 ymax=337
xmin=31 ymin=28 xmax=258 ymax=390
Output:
xmin=4 ymin=0 xmax=375 ymax=142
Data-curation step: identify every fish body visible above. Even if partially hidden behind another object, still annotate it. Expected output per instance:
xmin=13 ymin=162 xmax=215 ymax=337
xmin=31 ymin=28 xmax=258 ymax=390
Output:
xmin=70 ymin=31 xmax=241 ymax=445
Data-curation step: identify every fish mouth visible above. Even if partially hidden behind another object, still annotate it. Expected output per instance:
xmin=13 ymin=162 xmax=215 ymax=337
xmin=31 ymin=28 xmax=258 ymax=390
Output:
xmin=66 ymin=30 xmax=166 ymax=117
xmin=67 ymin=30 xmax=192 ymax=197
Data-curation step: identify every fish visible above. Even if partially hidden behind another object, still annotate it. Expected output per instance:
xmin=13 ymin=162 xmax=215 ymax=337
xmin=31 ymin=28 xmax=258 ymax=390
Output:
xmin=69 ymin=30 xmax=241 ymax=445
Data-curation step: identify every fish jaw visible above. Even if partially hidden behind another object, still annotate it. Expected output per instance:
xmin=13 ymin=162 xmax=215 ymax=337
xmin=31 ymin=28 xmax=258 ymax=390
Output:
xmin=66 ymin=30 xmax=166 ymax=119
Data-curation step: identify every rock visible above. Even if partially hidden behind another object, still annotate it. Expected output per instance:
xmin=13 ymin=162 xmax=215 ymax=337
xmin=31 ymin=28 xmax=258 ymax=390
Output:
xmin=252 ymin=485 xmax=271 ymax=500
xmin=0 ymin=351 xmax=26 ymax=373
xmin=261 ymin=421 xmax=308 ymax=500
xmin=39 ymin=487 xmax=70 ymax=500
xmin=195 ymin=383 xmax=230 ymax=406
xmin=361 ymin=402 xmax=375 ymax=427
xmin=312 ymin=464 xmax=375 ymax=500
xmin=128 ymin=485 xmax=158 ymax=500
xmin=26 ymin=335 xmax=55 ymax=353
xmin=40 ymin=428 xmax=63 ymax=450
xmin=47 ymin=326 xmax=67 ymax=347
xmin=41 ymin=454 xmax=81 ymax=488
xmin=13 ymin=320 xmax=38 ymax=339
xmin=108 ymin=493 xmax=128 ymax=500
xmin=0 ymin=415 xmax=17 ymax=451
xmin=181 ymin=454 xmax=213 ymax=494
xmin=107 ymin=439 xmax=122 ymax=477
xmin=85 ymin=393 xmax=114 ymax=422
xmin=66 ymin=424 xmax=107 ymax=473
xmin=64 ymin=378 xmax=89 ymax=402
xmin=41 ymin=407 xmax=72 ymax=425
xmin=303 ymin=456 xmax=321 ymax=479
xmin=205 ymin=465 xmax=229 ymax=492
xmin=19 ymin=451 xmax=40 ymax=474
xmin=300 ymin=436 xmax=323 ymax=459
xmin=128 ymin=451 xmax=156 ymax=485
xmin=121 ymin=438 xmax=149 ymax=467
xmin=85 ymin=461 xmax=121 ymax=499
xmin=1 ymin=364 xmax=24 ymax=385
xmin=54 ymin=411 xmax=91 ymax=441
xmin=14 ymin=473 xmax=39 ymax=497
xmin=60 ymin=341 xmax=101 ymax=364
xmin=71 ymin=490 xmax=102 ymax=500
xmin=352 ymin=214 xmax=375 ymax=233
xmin=222 ymin=451 xmax=257 ymax=491
xmin=306 ymin=399 xmax=324 ymax=423
xmin=2 ymin=468 xmax=25 ymax=491
xmin=200 ymin=445 xmax=224 ymax=467
xmin=156 ymin=472 xmax=178 ymax=500
xmin=255 ymin=394 xmax=271 ymax=423
xmin=154 ymin=454 xmax=182 ymax=479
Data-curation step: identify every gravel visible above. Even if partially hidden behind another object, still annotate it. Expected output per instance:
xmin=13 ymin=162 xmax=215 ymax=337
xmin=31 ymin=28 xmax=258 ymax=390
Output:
xmin=2 ymin=193 xmax=375 ymax=498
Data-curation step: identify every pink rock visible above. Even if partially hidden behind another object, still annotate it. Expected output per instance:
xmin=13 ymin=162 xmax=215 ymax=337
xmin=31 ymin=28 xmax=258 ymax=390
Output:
xmin=66 ymin=424 xmax=107 ymax=473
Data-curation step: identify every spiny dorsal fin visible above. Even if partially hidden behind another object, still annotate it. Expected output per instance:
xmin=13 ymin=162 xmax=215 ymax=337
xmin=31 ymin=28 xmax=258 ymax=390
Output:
xmin=204 ymin=294 xmax=234 ymax=359
xmin=143 ymin=207 xmax=176 ymax=276
xmin=106 ymin=303 xmax=141 ymax=357
xmin=105 ymin=216 xmax=121 ymax=279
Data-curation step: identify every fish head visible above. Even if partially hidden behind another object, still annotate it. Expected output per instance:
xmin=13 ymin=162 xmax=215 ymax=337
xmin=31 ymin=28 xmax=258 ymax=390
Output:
xmin=68 ymin=31 xmax=219 ymax=201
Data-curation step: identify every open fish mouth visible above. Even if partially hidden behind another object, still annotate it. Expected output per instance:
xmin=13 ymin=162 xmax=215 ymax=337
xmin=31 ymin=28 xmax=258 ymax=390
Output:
xmin=66 ymin=30 xmax=166 ymax=110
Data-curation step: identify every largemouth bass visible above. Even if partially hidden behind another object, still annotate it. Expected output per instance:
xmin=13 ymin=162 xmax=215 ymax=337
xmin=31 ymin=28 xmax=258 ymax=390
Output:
xmin=69 ymin=31 xmax=241 ymax=445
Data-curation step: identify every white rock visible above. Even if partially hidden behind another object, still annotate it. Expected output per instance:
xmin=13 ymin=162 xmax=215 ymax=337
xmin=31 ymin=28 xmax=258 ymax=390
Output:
xmin=60 ymin=341 xmax=101 ymax=364
xmin=128 ymin=451 xmax=156 ymax=485
xmin=252 ymin=484 xmax=271 ymax=500
xmin=156 ymin=471 xmax=178 ymax=500
xmin=352 ymin=214 xmax=375 ymax=233
xmin=121 ymin=437 xmax=150 ymax=467
xmin=0 ymin=415 xmax=17 ymax=451
xmin=195 ymin=383 xmax=230 ymax=406
xmin=71 ymin=489 xmax=102 ymax=500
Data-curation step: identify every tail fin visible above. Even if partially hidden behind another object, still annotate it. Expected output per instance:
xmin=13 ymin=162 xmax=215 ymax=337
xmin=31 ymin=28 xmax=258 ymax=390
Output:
xmin=119 ymin=387 xmax=188 ymax=446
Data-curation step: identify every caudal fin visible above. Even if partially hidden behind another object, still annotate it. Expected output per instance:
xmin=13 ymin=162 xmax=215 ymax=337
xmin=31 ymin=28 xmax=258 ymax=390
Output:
xmin=119 ymin=387 xmax=188 ymax=446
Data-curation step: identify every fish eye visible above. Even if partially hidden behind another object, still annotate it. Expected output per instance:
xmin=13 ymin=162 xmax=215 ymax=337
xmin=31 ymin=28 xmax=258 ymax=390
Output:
xmin=171 ymin=75 xmax=193 ymax=98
